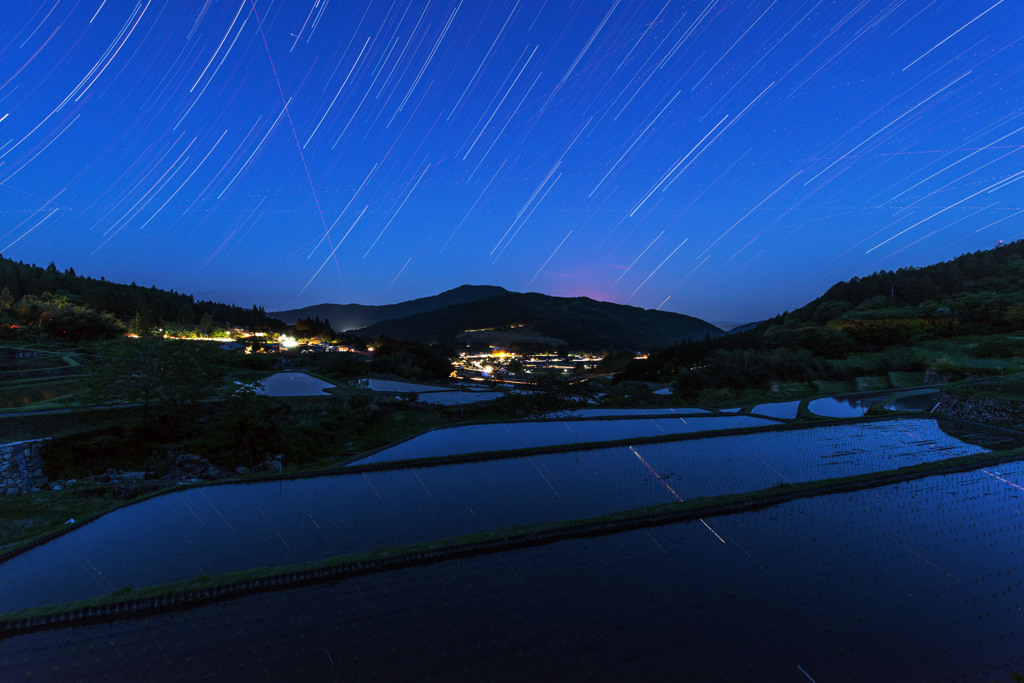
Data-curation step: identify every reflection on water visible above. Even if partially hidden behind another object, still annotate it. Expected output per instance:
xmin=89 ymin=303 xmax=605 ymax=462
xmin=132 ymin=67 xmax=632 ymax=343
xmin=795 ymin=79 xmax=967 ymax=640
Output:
xmin=0 ymin=418 xmax=990 ymax=614
xmin=546 ymin=407 xmax=710 ymax=418
xmin=360 ymin=415 xmax=773 ymax=463
xmin=8 ymin=461 xmax=1024 ymax=681
xmin=750 ymin=400 xmax=799 ymax=419
xmin=808 ymin=394 xmax=879 ymax=418
xmin=885 ymin=390 xmax=939 ymax=412
xmin=809 ymin=389 xmax=940 ymax=418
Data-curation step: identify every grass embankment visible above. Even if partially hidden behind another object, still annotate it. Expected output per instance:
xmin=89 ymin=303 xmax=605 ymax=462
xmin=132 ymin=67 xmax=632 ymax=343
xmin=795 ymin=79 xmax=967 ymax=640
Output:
xmin=944 ymin=378 xmax=1024 ymax=402
xmin=4 ymin=445 xmax=1022 ymax=629
xmin=0 ymin=482 xmax=186 ymax=556
xmin=696 ymin=369 xmax=928 ymax=409
xmin=0 ymin=488 xmax=130 ymax=553
xmin=0 ymin=405 xmax=146 ymax=443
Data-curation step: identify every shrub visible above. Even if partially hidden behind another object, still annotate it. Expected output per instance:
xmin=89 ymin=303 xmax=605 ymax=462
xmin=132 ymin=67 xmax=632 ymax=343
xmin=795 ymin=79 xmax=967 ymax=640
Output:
xmin=969 ymin=337 xmax=1019 ymax=358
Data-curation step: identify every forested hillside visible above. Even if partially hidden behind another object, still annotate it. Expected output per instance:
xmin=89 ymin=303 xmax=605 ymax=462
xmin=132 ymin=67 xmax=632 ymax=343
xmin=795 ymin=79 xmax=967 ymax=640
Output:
xmin=272 ymin=284 xmax=510 ymax=330
xmin=789 ymin=239 xmax=1024 ymax=332
xmin=0 ymin=255 xmax=279 ymax=334
xmin=622 ymin=240 xmax=1024 ymax=395
xmin=355 ymin=291 xmax=721 ymax=352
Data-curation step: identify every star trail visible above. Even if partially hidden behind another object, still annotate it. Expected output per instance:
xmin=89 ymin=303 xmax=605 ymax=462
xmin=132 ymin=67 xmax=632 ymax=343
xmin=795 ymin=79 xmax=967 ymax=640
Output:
xmin=0 ymin=1 xmax=1021 ymax=322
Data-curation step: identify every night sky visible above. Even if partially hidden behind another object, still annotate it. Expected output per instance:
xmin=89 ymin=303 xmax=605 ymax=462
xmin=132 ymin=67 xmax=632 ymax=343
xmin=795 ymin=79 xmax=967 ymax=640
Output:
xmin=1 ymin=1 xmax=1021 ymax=323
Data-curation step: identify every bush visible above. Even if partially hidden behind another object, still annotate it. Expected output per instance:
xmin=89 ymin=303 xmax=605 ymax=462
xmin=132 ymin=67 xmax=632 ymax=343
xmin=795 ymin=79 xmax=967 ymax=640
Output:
xmin=314 ymin=351 xmax=368 ymax=377
xmin=604 ymin=380 xmax=655 ymax=405
xmin=698 ymin=388 xmax=733 ymax=404
xmin=42 ymin=428 xmax=161 ymax=479
xmin=188 ymin=387 xmax=291 ymax=468
xmin=969 ymin=337 xmax=1019 ymax=358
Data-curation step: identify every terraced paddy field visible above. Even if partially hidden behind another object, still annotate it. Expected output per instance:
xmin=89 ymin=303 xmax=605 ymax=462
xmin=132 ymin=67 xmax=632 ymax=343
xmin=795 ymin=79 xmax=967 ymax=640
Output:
xmin=4 ymin=460 xmax=1024 ymax=681
xmin=0 ymin=417 xmax=1013 ymax=616
xmin=355 ymin=414 xmax=775 ymax=464
xmin=3 ymin=411 xmax=1024 ymax=680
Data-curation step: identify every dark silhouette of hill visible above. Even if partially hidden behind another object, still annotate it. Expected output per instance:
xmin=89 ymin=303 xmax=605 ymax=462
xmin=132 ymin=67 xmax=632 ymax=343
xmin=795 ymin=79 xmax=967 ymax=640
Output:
xmin=784 ymin=239 xmax=1024 ymax=330
xmin=725 ymin=320 xmax=762 ymax=334
xmin=271 ymin=285 xmax=509 ymax=331
xmin=624 ymin=239 xmax=1024 ymax=384
xmin=0 ymin=255 xmax=277 ymax=330
xmin=353 ymin=291 xmax=721 ymax=351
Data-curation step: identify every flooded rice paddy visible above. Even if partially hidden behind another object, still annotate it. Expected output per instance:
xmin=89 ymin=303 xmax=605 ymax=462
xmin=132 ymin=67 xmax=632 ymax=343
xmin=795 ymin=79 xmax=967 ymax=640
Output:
xmin=357 ymin=414 xmax=773 ymax=464
xmin=750 ymin=400 xmax=800 ymax=419
xmin=808 ymin=389 xmax=940 ymax=417
xmin=0 ymin=418 xmax=1000 ymax=615
xmin=256 ymin=372 xmax=335 ymax=397
xmin=5 ymin=460 xmax=1024 ymax=681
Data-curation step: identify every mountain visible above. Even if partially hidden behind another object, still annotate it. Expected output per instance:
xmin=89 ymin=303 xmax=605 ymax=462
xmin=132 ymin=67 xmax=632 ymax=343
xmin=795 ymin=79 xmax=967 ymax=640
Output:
xmin=352 ymin=290 xmax=721 ymax=351
xmin=726 ymin=320 xmax=763 ymax=334
xmin=271 ymin=285 xmax=510 ymax=331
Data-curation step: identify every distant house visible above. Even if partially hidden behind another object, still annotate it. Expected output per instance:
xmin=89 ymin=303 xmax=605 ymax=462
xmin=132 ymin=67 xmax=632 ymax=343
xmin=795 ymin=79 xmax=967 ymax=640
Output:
xmin=336 ymin=345 xmax=369 ymax=355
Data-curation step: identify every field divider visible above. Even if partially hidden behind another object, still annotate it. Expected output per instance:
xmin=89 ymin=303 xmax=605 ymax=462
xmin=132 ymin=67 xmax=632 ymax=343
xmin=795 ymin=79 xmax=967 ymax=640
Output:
xmin=337 ymin=413 xmax=905 ymax=472
xmin=335 ymin=410 xmax=786 ymax=467
xmin=2 ymin=413 xmax=1016 ymax=565
xmin=3 ymin=445 xmax=1022 ymax=638
xmin=0 ymin=415 xmax=866 ymax=562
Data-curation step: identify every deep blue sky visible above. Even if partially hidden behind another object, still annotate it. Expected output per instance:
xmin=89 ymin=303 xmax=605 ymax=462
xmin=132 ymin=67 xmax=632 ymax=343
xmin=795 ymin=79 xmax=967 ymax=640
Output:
xmin=1 ymin=1 xmax=1021 ymax=323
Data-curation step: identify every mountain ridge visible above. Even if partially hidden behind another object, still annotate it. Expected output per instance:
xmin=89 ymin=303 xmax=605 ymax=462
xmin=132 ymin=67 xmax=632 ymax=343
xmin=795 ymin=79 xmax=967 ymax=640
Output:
xmin=271 ymin=284 xmax=509 ymax=331
xmin=275 ymin=285 xmax=721 ymax=351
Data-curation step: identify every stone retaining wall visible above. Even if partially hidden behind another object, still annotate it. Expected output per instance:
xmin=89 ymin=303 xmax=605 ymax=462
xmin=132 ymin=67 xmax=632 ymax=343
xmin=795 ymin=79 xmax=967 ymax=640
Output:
xmin=0 ymin=439 xmax=48 ymax=495
xmin=934 ymin=391 xmax=1024 ymax=429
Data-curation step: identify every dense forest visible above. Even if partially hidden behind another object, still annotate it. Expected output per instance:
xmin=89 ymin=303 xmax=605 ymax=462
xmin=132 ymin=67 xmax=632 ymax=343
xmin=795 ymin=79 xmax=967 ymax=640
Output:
xmin=788 ymin=239 xmax=1024 ymax=330
xmin=623 ymin=240 xmax=1024 ymax=395
xmin=354 ymin=290 xmax=722 ymax=352
xmin=0 ymin=255 xmax=282 ymax=338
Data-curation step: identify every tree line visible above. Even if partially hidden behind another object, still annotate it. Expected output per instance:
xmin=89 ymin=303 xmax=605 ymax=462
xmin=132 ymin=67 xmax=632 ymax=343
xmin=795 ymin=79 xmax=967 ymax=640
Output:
xmin=0 ymin=255 xmax=285 ymax=340
xmin=619 ymin=239 xmax=1024 ymax=397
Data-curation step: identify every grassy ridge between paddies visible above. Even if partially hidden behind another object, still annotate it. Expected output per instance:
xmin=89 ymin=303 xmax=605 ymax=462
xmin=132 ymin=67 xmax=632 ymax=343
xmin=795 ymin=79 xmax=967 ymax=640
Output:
xmin=3 ymin=445 xmax=1023 ymax=634
xmin=338 ymin=412 xmax=808 ymax=470
xmin=337 ymin=409 xmax=998 ymax=473
xmin=2 ymin=412 xmax=772 ymax=557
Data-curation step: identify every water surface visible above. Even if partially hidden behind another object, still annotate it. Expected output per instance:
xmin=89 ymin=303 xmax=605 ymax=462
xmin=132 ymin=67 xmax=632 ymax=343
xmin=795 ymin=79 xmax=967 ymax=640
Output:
xmin=750 ymin=400 xmax=800 ymax=419
xmin=0 ymin=418 xmax=991 ymax=614
xmin=885 ymin=389 xmax=940 ymax=412
xmin=257 ymin=372 xmax=335 ymax=396
xmin=6 ymin=461 xmax=1024 ymax=681
xmin=359 ymin=415 xmax=772 ymax=464
xmin=546 ymin=407 xmax=709 ymax=418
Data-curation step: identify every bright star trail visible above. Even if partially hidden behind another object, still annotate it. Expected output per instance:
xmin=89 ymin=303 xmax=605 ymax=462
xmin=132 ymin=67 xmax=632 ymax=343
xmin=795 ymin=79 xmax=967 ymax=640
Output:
xmin=0 ymin=1 xmax=1021 ymax=323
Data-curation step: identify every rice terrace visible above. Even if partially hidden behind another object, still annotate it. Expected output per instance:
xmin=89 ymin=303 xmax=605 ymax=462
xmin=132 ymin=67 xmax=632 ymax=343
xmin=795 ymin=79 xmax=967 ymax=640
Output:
xmin=4 ymin=393 xmax=1024 ymax=680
